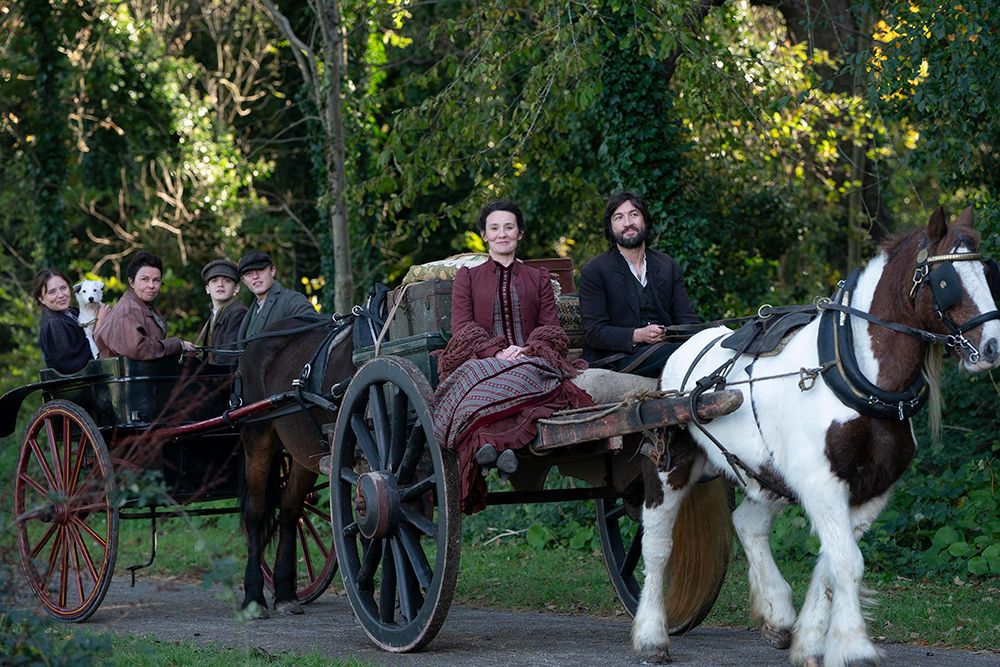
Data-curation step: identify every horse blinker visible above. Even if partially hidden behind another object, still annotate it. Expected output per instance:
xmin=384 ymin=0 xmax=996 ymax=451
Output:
xmin=928 ymin=262 xmax=962 ymax=312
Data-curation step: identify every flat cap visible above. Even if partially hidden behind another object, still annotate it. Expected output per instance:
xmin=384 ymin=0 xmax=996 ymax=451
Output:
xmin=201 ymin=259 xmax=239 ymax=283
xmin=238 ymin=251 xmax=273 ymax=275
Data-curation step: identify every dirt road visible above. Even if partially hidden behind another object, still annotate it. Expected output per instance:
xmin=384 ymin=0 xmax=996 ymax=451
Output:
xmin=62 ymin=577 xmax=998 ymax=666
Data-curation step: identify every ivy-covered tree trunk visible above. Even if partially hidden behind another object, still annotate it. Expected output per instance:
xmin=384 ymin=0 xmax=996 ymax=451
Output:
xmin=23 ymin=0 xmax=70 ymax=268
xmin=598 ymin=6 xmax=710 ymax=299
xmin=318 ymin=0 xmax=353 ymax=313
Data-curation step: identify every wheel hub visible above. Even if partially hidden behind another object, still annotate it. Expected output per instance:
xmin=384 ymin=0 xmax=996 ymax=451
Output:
xmin=354 ymin=471 xmax=400 ymax=539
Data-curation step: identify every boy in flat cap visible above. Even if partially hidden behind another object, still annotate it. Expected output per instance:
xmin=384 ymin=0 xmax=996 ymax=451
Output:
xmin=236 ymin=250 xmax=315 ymax=341
xmin=195 ymin=259 xmax=247 ymax=365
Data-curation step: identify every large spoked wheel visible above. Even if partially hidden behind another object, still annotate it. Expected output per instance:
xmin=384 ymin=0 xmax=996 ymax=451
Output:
xmin=598 ymin=477 xmax=734 ymax=634
xmin=331 ymin=356 xmax=460 ymax=652
xmin=14 ymin=399 xmax=118 ymax=622
xmin=262 ymin=454 xmax=338 ymax=603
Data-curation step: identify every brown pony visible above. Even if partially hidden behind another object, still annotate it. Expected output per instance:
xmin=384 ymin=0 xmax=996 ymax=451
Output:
xmin=238 ymin=316 xmax=354 ymax=616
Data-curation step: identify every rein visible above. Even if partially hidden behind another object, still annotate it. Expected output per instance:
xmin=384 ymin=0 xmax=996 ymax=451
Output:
xmin=666 ymin=248 xmax=998 ymax=500
xmin=198 ymin=314 xmax=350 ymax=356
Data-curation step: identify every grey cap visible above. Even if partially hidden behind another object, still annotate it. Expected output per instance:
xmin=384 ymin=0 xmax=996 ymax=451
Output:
xmin=201 ymin=259 xmax=239 ymax=283
xmin=237 ymin=251 xmax=273 ymax=275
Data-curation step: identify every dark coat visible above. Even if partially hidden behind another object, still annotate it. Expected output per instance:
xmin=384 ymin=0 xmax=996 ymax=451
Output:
xmin=237 ymin=279 xmax=315 ymax=340
xmin=38 ymin=307 xmax=92 ymax=375
xmin=579 ymin=247 xmax=700 ymax=362
xmin=451 ymin=260 xmax=559 ymax=359
xmin=196 ymin=297 xmax=248 ymax=365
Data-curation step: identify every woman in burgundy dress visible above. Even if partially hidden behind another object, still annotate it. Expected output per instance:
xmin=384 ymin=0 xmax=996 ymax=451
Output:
xmin=433 ymin=200 xmax=590 ymax=514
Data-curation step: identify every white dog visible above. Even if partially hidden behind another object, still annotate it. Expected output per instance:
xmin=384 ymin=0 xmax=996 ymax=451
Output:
xmin=74 ymin=279 xmax=104 ymax=359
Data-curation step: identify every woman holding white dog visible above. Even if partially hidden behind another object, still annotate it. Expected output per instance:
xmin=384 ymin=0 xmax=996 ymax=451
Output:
xmin=33 ymin=268 xmax=94 ymax=375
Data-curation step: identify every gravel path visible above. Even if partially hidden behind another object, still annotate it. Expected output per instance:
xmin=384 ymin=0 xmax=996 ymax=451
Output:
xmin=60 ymin=577 xmax=999 ymax=667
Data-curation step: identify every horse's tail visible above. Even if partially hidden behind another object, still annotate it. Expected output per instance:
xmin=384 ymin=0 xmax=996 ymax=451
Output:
xmin=665 ymin=476 xmax=734 ymax=634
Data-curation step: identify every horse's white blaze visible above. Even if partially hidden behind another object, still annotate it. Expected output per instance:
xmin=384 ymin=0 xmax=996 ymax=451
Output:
xmin=953 ymin=255 xmax=1000 ymax=370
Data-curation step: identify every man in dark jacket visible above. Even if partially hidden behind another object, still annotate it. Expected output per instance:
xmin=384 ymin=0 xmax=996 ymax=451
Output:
xmin=195 ymin=259 xmax=247 ymax=365
xmin=236 ymin=250 xmax=316 ymax=341
xmin=579 ymin=192 xmax=701 ymax=377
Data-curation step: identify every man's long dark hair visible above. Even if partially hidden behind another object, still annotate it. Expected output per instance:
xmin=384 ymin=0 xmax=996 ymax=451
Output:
xmin=603 ymin=191 xmax=654 ymax=248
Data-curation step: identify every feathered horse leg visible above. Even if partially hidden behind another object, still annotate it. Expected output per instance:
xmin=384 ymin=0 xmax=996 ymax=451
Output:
xmin=631 ymin=449 xmax=703 ymax=664
xmin=793 ymin=486 xmax=881 ymax=667
xmin=733 ymin=495 xmax=796 ymax=649
xmin=793 ymin=493 xmax=891 ymax=667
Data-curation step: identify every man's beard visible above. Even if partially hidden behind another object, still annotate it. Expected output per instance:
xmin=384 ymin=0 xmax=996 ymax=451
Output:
xmin=613 ymin=228 xmax=645 ymax=249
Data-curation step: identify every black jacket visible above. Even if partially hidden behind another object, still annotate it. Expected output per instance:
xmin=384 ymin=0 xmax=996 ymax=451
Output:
xmin=38 ymin=307 xmax=92 ymax=375
xmin=579 ymin=247 xmax=700 ymax=362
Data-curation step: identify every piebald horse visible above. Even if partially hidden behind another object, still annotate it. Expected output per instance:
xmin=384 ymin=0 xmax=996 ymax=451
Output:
xmin=633 ymin=208 xmax=1000 ymax=666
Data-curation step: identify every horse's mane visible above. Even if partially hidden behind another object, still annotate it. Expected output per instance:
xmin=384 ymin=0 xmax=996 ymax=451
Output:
xmin=875 ymin=222 xmax=979 ymax=443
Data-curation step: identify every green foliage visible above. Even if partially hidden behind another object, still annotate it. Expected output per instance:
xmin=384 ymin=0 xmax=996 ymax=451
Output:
xmin=860 ymin=364 xmax=1000 ymax=578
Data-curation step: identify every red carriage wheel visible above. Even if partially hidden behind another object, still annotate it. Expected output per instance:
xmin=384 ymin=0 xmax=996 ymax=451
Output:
xmin=261 ymin=453 xmax=338 ymax=604
xmin=14 ymin=399 xmax=118 ymax=622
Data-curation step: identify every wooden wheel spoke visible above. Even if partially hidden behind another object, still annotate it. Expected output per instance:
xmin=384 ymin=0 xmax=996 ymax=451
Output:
xmin=396 ymin=427 xmax=426 ymax=483
xmin=399 ymin=524 xmax=433 ymax=589
xmin=69 ymin=498 xmax=110 ymax=515
xmin=357 ymin=538 xmax=382 ymax=592
xmin=351 ymin=414 xmax=381 ymax=468
xmin=43 ymin=527 xmax=66 ymax=586
xmin=621 ymin=525 xmax=643 ymax=578
xmin=26 ymin=435 xmax=60 ymax=493
xmin=390 ymin=537 xmax=420 ymax=622
xmin=302 ymin=500 xmax=329 ymax=522
xmin=297 ymin=522 xmax=317 ymax=579
xmin=388 ymin=388 xmax=408 ymax=473
xmin=17 ymin=471 xmax=50 ymax=499
xmin=28 ymin=523 xmax=59 ymax=559
xmin=66 ymin=524 xmax=96 ymax=599
xmin=44 ymin=417 xmax=66 ymax=494
xmin=343 ymin=520 xmax=359 ymax=536
xmin=58 ymin=528 xmax=71 ymax=607
xmin=604 ymin=502 xmax=626 ymax=522
xmin=339 ymin=466 xmax=359 ymax=485
xmin=399 ymin=475 xmax=436 ymax=502
xmin=368 ymin=384 xmax=389 ymax=467
xmin=378 ymin=541 xmax=397 ymax=623
xmin=67 ymin=431 xmax=92 ymax=496
xmin=71 ymin=515 xmax=108 ymax=549
xmin=400 ymin=504 xmax=437 ymax=539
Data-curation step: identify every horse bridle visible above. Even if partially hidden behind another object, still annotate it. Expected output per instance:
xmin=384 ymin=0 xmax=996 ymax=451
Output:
xmin=908 ymin=246 xmax=1000 ymax=364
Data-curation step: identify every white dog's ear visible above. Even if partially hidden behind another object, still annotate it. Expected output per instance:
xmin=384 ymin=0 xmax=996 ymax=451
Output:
xmin=97 ymin=280 xmax=104 ymax=289
xmin=74 ymin=283 xmax=82 ymax=293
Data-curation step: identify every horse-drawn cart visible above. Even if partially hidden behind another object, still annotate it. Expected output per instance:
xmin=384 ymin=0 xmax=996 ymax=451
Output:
xmin=0 ymin=355 xmax=338 ymax=621
xmin=324 ymin=281 xmax=744 ymax=652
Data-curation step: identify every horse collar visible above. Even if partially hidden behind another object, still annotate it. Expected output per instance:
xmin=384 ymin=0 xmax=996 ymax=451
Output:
xmin=818 ymin=270 xmax=928 ymax=421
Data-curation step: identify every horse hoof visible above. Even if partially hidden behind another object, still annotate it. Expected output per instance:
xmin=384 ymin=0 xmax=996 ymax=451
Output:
xmin=635 ymin=649 xmax=671 ymax=664
xmin=274 ymin=600 xmax=304 ymax=615
xmin=761 ymin=623 xmax=792 ymax=650
xmin=242 ymin=601 xmax=269 ymax=620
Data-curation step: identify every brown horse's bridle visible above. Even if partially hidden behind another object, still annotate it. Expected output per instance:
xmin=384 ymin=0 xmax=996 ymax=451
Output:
xmin=908 ymin=247 xmax=1000 ymax=364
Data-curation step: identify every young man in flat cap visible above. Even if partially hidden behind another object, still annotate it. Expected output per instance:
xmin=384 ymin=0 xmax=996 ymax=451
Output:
xmin=195 ymin=259 xmax=247 ymax=365
xmin=236 ymin=250 xmax=315 ymax=341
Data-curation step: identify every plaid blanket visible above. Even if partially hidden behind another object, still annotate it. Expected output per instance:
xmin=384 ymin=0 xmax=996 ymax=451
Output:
xmin=433 ymin=355 xmax=564 ymax=451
